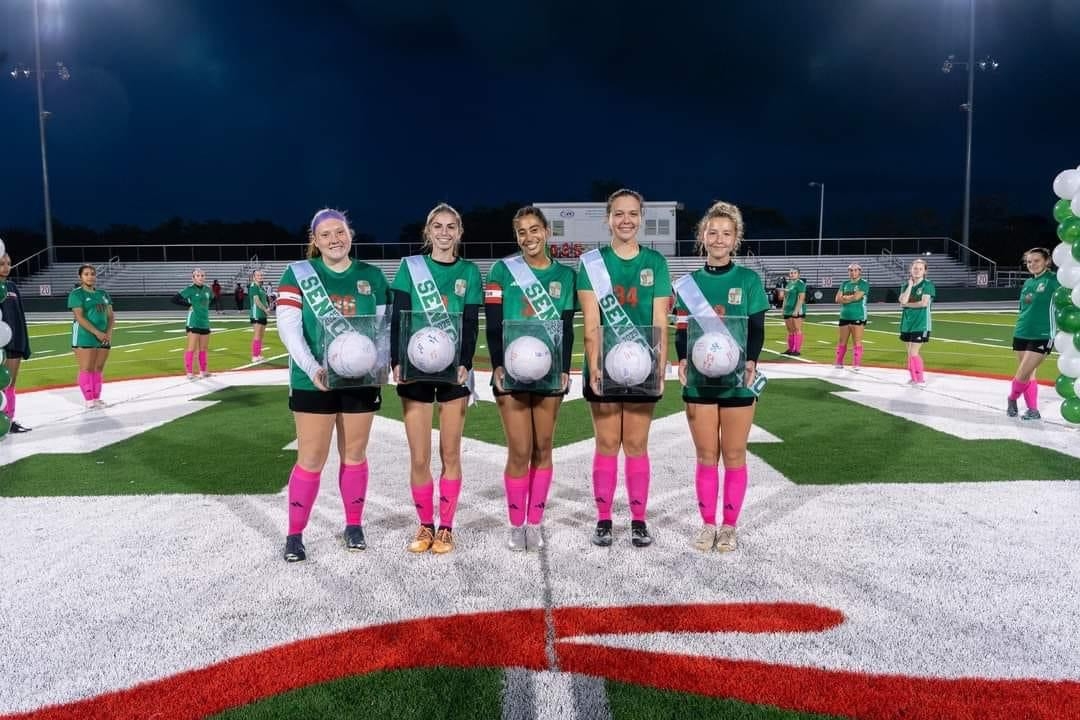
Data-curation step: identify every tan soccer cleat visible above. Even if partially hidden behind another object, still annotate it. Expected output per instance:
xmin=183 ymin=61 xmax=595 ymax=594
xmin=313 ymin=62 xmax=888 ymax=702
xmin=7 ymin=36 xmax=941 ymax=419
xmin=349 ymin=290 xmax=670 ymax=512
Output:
xmin=431 ymin=527 xmax=454 ymax=554
xmin=692 ymin=524 xmax=717 ymax=552
xmin=407 ymin=525 xmax=435 ymax=553
xmin=716 ymin=524 xmax=738 ymax=553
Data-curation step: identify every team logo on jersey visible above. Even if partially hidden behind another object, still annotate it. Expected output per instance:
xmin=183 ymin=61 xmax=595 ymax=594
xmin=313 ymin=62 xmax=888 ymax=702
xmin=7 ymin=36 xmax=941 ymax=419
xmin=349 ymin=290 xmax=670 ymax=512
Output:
xmin=728 ymin=288 xmax=743 ymax=305
xmin=640 ymin=269 xmax=654 ymax=287
xmin=454 ymin=279 xmax=467 ymax=297
xmin=1036 ymin=281 xmax=1046 ymax=292
xmin=548 ymin=282 xmax=562 ymax=299
xmin=356 ymin=281 xmax=371 ymax=295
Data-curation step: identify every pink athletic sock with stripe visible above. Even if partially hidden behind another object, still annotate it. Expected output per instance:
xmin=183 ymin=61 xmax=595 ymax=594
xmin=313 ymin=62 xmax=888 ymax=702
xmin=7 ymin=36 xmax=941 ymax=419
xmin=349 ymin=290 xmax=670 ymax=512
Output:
xmin=834 ymin=343 xmax=847 ymax=365
xmin=1008 ymin=379 xmax=1027 ymax=401
xmin=1023 ymin=381 xmax=1039 ymax=410
xmin=411 ymin=480 xmax=435 ymax=525
xmin=625 ymin=454 xmax=650 ymax=522
xmin=795 ymin=333 xmax=805 ymax=352
xmin=912 ymin=356 xmax=925 ymax=382
xmin=853 ymin=344 xmax=864 ymax=367
xmin=77 ymin=371 xmax=93 ymax=401
xmin=338 ymin=461 xmax=369 ymax=526
xmin=527 ymin=466 xmax=554 ymax=525
xmin=252 ymin=339 xmax=262 ymax=357
xmin=198 ymin=351 xmax=208 ymax=373
xmin=504 ymin=473 xmax=529 ymax=526
xmin=906 ymin=356 xmax=916 ymax=382
xmin=3 ymin=386 xmax=15 ymax=419
xmin=91 ymin=372 xmax=103 ymax=400
xmin=786 ymin=333 xmax=795 ymax=352
xmin=722 ymin=466 xmax=748 ymax=526
xmin=592 ymin=453 xmax=618 ymax=521
xmin=183 ymin=352 xmax=194 ymax=375
xmin=438 ymin=476 xmax=462 ymax=528
xmin=695 ymin=462 xmax=719 ymax=524
xmin=287 ymin=465 xmax=321 ymax=534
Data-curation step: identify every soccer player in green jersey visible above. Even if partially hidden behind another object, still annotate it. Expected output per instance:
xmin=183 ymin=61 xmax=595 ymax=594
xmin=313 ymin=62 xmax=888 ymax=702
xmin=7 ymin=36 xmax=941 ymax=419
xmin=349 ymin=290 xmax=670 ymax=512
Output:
xmin=276 ymin=209 xmax=392 ymax=562
xmin=485 ymin=206 xmax=576 ymax=552
xmin=834 ymin=263 xmax=870 ymax=370
xmin=1 ymin=250 xmax=33 ymax=431
xmin=171 ymin=268 xmax=213 ymax=379
xmin=390 ymin=203 xmax=482 ymax=555
xmin=577 ymin=189 xmax=671 ymax=548
xmin=248 ymin=269 xmax=270 ymax=363
xmin=674 ymin=202 xmax=768 ymax=553
xmin=1007 ymin=248 xmax=1059 ymax=420
xmin=898 ymin=258 xmax=935 ymax=385
xmin=67 ymin=264 xmax=115 ymax=409
xmin=780 ymin=268 xmax=806 ymax=355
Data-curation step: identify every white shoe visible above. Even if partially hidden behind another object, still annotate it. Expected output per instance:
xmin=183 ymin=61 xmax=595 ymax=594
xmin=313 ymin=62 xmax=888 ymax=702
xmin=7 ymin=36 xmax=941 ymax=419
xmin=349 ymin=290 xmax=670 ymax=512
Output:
xmin=199 ymin=371 xmax=211 ymax=379
xmin=186 ymin=373 xmax=196 ymax=380
xmin=833 ymin=363 xmax=843 ymax=369
xmin=507 ymin=525 xmax=526 ymax=551
xmin=525 ymin=524 xmax=544 ymax=551
xmin=255 ymin=355 xmax=265 ymax=362
xmin=85 ymin=400 xmax=98 ymax=410
xmin=716 ymin=524 xmax=738 ymax=553
xmin=692 ymin=524 xmax=717 ymax=552
xmin=251 ymin=357 xmax=259 ymax=364
xmin=916 ymin=380 xmax=927 ymax=387
xmin=851 ymin=366 xmax=860 ymax=372
xmin=93 ymin=399 xmax=108 ymax=408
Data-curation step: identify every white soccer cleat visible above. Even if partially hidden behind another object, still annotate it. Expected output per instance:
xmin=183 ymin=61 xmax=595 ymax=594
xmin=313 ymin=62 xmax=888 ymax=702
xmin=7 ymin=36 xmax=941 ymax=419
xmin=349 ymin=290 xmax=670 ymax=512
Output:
xmin=507 ymin=525 xmax=526 ymax=552
xmin=716 ymin=524 xmax=738 ymax=553
xmin=692 ymin=524 xmax=717 ymax=552
xmin=525 ymin=524 xmax=544 ymax=551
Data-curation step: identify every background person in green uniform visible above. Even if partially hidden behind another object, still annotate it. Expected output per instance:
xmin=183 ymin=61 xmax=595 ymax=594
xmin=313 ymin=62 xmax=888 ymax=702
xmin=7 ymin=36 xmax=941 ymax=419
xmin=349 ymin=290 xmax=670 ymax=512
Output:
xmin=390 ymin=203 xmax=482 ymax=556
xmin=898 ymin=258 xmax=936 ymax=386
xmin=276 ymin=208 xmax=392 ymax=563
xmin=1007 ymin=247 xmax=1060 ymax=420
xmin=674 ymin=202 xmax=769 ymax=554
xmin=171 ymin=268 xmax=213 ymax=379
xmin=834 ymin=263 xmax=870 ymax=370
xmin=67 ymin=264 xmax=115 ymax=409
xmin=577 ymin=189 xmax=671 ymax=549
xmin=248 ymin=269 xmax=270 ymax=363
xmin=485 ymin=206 xmax=576 ymax=552
xmin=1 ymin=250 xmax=33 ymax=432
xmin=780 ymin=268 xmax=806 ymax=355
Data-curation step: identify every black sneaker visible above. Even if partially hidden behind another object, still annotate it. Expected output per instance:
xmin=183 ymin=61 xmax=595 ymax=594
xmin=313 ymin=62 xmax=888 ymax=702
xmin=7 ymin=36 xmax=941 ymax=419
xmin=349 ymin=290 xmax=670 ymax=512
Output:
xmin=789 ymin=351 xmax=801 ymax=357
xmin=630 ymin=521 xmax=653 ymax=547
xmin=1006 ymin=398 xmax=1018 ymax=418
xmin=344 ymin=524 xmax=366 ymax=551
xmin=283 ymin=533 xmax=306 ymax=562
xmin=591 ymin=520 xmax=613 ymax=547
xmin=9 ymin=422 xmax=31 ymax=433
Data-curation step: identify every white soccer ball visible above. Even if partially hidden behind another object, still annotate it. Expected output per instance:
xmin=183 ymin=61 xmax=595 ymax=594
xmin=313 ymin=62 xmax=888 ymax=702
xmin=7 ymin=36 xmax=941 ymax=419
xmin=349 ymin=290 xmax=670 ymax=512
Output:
xmin=0 ymin=321 xmax=11 ymax=348
xmin=505 ymin=335 xmax=552 ymax=382
xmin=407 ymin=326 xmax=456 ymax=374
xmin=604 ymin=340 xmax=653 ymax=386
xmin=326 ymin=332 xmax=377 ymax=378
xmin=691 ymin=332 xmax=741 ymax=378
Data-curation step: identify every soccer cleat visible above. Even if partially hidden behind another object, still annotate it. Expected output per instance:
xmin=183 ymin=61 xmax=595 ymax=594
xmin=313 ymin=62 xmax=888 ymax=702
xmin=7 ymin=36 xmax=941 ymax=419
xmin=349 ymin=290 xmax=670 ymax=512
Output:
xmin=525 ymin=524 xmax=544 ymax=551
xmin=789 ymin=351 xmax=801 ymax=357
xmin=344 ymin=524 xmax=366 ymax=551
xmin=916 ymin=380 xmax=927 ymax=387
xmin=199 ymin=372 xmax=211 ymax=379
xmin=1007 ymin=399 xmax=1019 ymax=417
xmin=93 ymin=399 xmax=108 ymax=408
xmin=431 ymin=527 xmax=454 ymax=554
xmin=283 ymin=533 xmax=306 ymax=562
xmin=85 ymin=400 xmax=98 ymax=410
xmin=716 ymin=524 xmax=738 ymax=553
xmin=407 ymin=525 xmax=435 ymax=553
xmin=254 ymin=355 xmax=265 ymax=362
xmin=692 ymin=524 xmax=717 ymax=552
xmin=833 ymin=363 xmax=844 ymax=369
xmin=251 ymin=357 xmax=260 ymax=365
xmin=780 ymin=349 xmax=793 ymax=355
xmin=630 ymin=520 xmax=653 ymax=548
xmin=1020 ymin=409 xmax=1042 ymax=421
xmin=186 ymin=373 xmax=196 ymax=381
xmin=8 ymin=422 xmax=31 ymax=433
xmin=591 ymin=521 xmax=613 ymax=547
xmin=507 ymin=525 xmax=526 ymax=552
xmin=851 ymin=366 xmax=860 ymax=372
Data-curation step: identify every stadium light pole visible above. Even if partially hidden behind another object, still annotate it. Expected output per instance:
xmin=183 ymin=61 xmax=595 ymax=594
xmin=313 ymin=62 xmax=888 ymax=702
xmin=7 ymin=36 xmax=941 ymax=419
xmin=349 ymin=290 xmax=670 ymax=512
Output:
xmin=808 ymin=181 xmax=824 ymax=255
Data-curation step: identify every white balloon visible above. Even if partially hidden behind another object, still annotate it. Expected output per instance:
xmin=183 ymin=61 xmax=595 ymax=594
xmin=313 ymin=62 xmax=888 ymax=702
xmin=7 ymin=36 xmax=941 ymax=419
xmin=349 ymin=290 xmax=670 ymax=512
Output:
xmin=1058 ymin=264 xmax=1080 ymax=290
xmin=1075 ymin=376 xmax=1080 ymax=399
xmin=0 ymin=306 xmax=3 ymax=323
xmin=1073 ymin=284 xmax=1080 ymax=308
xmin=0 ymin=237 xmax=5 ymax=257
xmin=1072 ymin=192 xmax=1080 ymax=218
xmin=1058 ymin=353 xmax=1080 ymax=378
xmin=1054 ymin=169 xmax=1080 ymax=200
xmin=1057 ymin=331 xmax=1076 ymax=353
xmin=1053 ymin=243 xmax=1073 ymax=268
xmin=1061 ymin=342 xmax=1080 ymax=361
xmin=0 ymin=321 xmax=11 ymax=347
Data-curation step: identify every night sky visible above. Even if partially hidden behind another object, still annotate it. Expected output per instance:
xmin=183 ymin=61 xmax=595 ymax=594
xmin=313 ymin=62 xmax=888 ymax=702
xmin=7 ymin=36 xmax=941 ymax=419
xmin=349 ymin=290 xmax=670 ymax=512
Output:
xmin=2 ymin=0 xmax=1079 ymax=243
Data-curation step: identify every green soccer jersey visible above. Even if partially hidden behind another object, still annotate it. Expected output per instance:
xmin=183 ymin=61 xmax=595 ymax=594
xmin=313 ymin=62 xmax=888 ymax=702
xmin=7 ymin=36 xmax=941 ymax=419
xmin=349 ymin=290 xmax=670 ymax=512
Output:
xmin=899 ymin=279 xmax=936 ymax=333
xmin=391 ymin=255 xmax=483 ymax=338
xmin=179 ymin=284 xmax=212 ymax=330
xmin=674 ymin=264 xmax=769 ymax=401
xmin=248 ymin=282 xmax=269 ymax=321
xmin=838 ymin=278 xmax=870 ymax=321
xmin=485 ymin=256 xmax=577 ymax=320
xmin=1014 ymin=271 xmax=1060 ymax=340
xmin=576 ymin=245 xmax=672 ymax=327
xmin=782 ymin=278 xmax=806 ymax=316
xmin=278 ymin=258 xmax=391 ymax=391
xmin=68 ymin=286 xmax=113 ymax=346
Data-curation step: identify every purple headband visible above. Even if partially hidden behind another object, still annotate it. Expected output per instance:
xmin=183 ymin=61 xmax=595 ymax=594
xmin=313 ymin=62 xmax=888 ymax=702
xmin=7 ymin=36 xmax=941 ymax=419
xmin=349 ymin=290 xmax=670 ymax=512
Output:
xmin=310 ymin=209 xmax=348 ymax=234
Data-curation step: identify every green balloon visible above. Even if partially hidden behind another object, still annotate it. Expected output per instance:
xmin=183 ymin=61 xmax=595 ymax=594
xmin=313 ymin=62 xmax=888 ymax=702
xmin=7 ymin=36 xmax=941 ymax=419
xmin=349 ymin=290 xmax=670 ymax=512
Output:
xmin=1057 ymin=306 xmax=1080 ymax=334
xmin=1074 ymin=332 xmax=1080 ymax=353
xmin=1055 ymin=198 xmax=1077 ymax=223
xmin=1053 ymin=286 xmax=1074 ymax=308
xmin=1072 ymin=241 xmax=1080 ymax=263
xmin=0 ymin=366 xmax=9 ymax=389
xmin=0 ymin=413 xmax=9 ymax=438
xmin=1056 ymin=374 xmax=1079 ymax=400
xmin=1059 ymin=217 xmax=1080 ymax=245
xmin=0 ymin=282 xmax=7 ymax=304
xmin=1062 ymin=398 xmax=1080 ymax=424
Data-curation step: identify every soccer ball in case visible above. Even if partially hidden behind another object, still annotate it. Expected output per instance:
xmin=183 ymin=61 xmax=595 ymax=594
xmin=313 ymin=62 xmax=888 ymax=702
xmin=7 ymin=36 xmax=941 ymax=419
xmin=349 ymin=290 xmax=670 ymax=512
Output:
xmin=407 ymin=326 xmax=456 ymax=374
xmin=691 ymin=332 xmax=741 ymax=378
xmin=326 ymin=332 xmax=378 ymax=378
xmin=604 ymin=341 xmax=653 ymax=387
xmin=505 ymin=335 xmax=553 ymax=383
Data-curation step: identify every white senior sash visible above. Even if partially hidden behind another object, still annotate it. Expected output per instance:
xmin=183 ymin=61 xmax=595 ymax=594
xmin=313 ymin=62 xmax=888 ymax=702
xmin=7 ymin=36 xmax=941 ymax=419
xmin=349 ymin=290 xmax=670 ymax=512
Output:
xmin=292 ymin=260 xmax=389 ymax=366
xmin=673 ymin=274 xmax=734 ymax=339
xmin=580 ymin=249 xmax=648 ymax=346
xmin=405 ymin=255 xmax=459 ymax=344
xmin=504 ymin=255 xmax=562 ymax=345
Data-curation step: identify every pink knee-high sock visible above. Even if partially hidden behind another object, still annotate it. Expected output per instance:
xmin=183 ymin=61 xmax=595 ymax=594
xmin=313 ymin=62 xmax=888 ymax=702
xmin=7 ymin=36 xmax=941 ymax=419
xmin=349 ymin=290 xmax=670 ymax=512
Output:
xmin=91 ymin=372 xmax=103 ymax=400
xmin=198 ymin=351 xmax=208 ymax=373
xmin=183 ymin=351 xmax=194 ymax=375
xmin=786 ymin=333 xmax=795 ymax=352
xmin=1008 ymin=379 xmax=1027 ymax=402
xmin=2 ymin=386 xmax=14 ymax=419
xmin=695 ymin=462 xmax=720 ymax=525
xmin=834 ymin=343 xmax=848 ymax=365
xmin=438 ymin=476 xmax=462 ymax=528
xmin=795 ymin=333 xmax=805 ymax=352
xmin=1023 ymin=381 xmax=1039 ymax=410
xmin=252 ymin=339 xmax=262 ymax=357
xmin=722 ymin=466 xmax=748 ymax=526
xmin=906 ymin=356 xmax=917 ymax=382
xmin=592 ymin=453 xmax=618 ymax=521
xmin=338 ymin=461 xmax=369 ymax=526
xmin=77 ymin=371 xmax=93 ymax=401
xmin=287 ymin=465 xmax=322 ymax=535
xmin=527 ymin=466 xmax=554 ymax=525
xmin=504 ymin=473 xmax=529 ymax=526
xmin=625 ymin=454 xmax=650 ymax=522
xmin=912 ymin=355 xmax=925 ymax=382
xmin=853 ymin=344 xmax=864 ymax=367
xmin=411 ymin=480 xmax=435 ymax=525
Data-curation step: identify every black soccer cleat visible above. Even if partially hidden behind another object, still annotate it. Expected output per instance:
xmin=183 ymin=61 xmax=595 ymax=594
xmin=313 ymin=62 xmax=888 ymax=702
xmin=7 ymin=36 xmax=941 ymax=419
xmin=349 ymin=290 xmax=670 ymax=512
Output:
xmin=283 ymin=533 xmax=306 ymax=562
xmin=8 ymin=422 xmax=31 ymax=433
xmin=630 ymin=520 xmax=653 ymax=548
xmin=344 ymin=524 xmax=366 ymax=551
xmin=591 ymin=520 xmax=613 ymax=547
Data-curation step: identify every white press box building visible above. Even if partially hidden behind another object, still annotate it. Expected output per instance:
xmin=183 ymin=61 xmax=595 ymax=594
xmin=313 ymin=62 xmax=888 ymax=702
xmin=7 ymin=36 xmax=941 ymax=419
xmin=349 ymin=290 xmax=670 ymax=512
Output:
xmin=533 ymin=201 xmax=680 ymax=257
